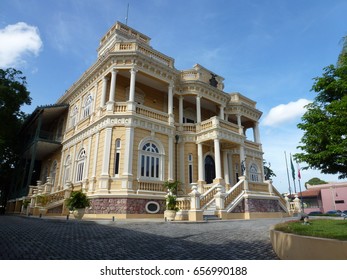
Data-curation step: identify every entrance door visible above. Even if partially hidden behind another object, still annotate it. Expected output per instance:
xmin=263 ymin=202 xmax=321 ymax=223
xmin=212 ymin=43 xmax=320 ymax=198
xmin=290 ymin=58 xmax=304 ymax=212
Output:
xmin=204 ymin=155 xmax=215 ymax=184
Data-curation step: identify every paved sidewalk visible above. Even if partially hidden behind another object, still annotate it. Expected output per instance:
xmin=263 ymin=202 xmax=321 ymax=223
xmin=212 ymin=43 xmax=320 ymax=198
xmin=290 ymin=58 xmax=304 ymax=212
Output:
xmin=0 ymin=215 xmax=291 ymax=260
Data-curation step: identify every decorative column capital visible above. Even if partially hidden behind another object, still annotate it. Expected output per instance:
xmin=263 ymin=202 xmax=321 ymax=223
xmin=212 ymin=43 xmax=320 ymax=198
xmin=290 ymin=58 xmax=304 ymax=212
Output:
xmin=130 ymin=67 xmax=138 ymax=74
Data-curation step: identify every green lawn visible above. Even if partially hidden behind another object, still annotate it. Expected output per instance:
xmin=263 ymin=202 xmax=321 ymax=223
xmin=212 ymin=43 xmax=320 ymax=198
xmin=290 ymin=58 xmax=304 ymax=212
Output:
xmin=274 ymin=219 xmax=347 ymax=241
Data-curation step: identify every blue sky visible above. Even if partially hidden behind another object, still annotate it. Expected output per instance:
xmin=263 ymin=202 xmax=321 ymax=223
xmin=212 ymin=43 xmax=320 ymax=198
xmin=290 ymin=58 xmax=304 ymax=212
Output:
xmin=1 ymin=0 xmax=347 ymax=193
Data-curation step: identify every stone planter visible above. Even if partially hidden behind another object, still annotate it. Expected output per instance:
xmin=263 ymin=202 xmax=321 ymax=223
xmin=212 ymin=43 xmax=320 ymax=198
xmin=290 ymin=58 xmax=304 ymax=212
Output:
xmin=164 ymin=210 xmax=176 ymax=221
xmin=270 ymin=228 xmax=347 ymax=260
xmin=73 ymin=208 xmax=86 ymax=220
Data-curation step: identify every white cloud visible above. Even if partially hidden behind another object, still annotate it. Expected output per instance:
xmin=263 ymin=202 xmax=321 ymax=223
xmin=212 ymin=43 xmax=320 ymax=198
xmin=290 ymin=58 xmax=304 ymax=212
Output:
xmin=262 ymin=98 xmax=311 ymax=127
xmin=0 ymin=22 xmax=43 ymax=68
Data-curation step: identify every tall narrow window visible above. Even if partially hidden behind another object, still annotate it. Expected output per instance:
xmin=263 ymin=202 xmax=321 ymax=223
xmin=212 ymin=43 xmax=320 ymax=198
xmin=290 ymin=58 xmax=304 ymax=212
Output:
xmin=50 ymin=160 xmax=57 ymax=187
xmin=249 ymin=163 xmax=259 ymax=182
xmin=76 ymin=149 xmax=86 ymax=182
xmin=139 ymin=141 xmax=162 ymax=180
xmin=83 ymin=94 xmax=93 ymax=118
xmin=114 ymin=139 xmax=121 ymax=176
xmin=188 ymin=153 xmax=193 ymax=184
xmin=63 ymin=155 xmax=71 ymax=185
xmin=70 ymin=105 xmax=78 ymax=128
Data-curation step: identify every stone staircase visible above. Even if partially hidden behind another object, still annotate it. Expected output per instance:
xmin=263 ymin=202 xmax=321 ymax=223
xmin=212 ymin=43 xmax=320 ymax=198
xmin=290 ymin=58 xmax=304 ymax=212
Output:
xmin=203 ymin=201 xmax=220 ymax=220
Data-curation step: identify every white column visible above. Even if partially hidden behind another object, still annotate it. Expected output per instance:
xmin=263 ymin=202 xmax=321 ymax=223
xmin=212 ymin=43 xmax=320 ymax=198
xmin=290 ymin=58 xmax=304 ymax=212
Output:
xmin=123 ymin=127 xmax=134 ymax=177
xmin=57 ymin=149 xmax=65 ymax=190
xmin=219 ymin=105 xmax=225 ymax=120
xmin=196 ymin=95 xmax=201 ymax=123
xmin=101 ymin=76 xmax=108 ymax=107
xmin=71 ymin=145 xmax=76 ymax=183
xmin=101 ymin=127 xmax=112 ymax=176
xmin=228 ymin=153 xmax=233 ymax=185
xmin=237 ymin=114 xmax=243 ymax=134
xmin=92 ymin=132 xmax=99 ymax=178
xmin=198 ymin=143 xmax=204 ymax=182
xmin=107 ymin=68 xmax=117 ymax=111
xmin=84 ymin=136 xmax=92 ymax=180
xmin=168 ymin=83 xmax=174 ymax=125
xmin=254 ymin=122 xmax=261 ymax=143
xmin=90 ymin=131 xmax=99 ymax=192
xmin=127 ymin=68 xmax=137 ymax=112
xmin=214 ymin=138 xmax=222 ymax=179
xmin=179 ymin=141 xmax=185 ymax=184
xmin=223 ymin=151 xmax=230 ymax=185
xmin=179 ymin=96 xmax=184 ymax=125
xmin=168 ymin=135 xmax=174 ymax=181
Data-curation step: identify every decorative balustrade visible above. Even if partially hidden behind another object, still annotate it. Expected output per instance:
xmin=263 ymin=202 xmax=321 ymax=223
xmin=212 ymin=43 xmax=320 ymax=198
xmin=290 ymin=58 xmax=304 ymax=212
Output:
xmin=219 ymin=119 xmax=239 ymax=133
xmin=137 ymin=181 xmax=166 ymax=192
xmin=181 ymin=71 xmax=199 ymax=80
xmin=45 ymin=189 xmax=68 ymax=205
xmin=113 ymin=42 xmax=174 ymax=67
xmin=224 ymin=180 xmax=244 ymax=207
xmin=114 ymin=102 xmax=127 ymax=113
xmin=176 ymin=197 xmax=191 ymax=211
xmin=138 ymin=45 xmax=173 ymax=67
xmin=200 ymin=184 xmax=219 ymax=208
xmin=273 ymin=187 xmax=287 ymax=206
xmin=248 ymin=182 xmax=269 ymax=193
xmin=136 ymin=105 xmax=168 ymax=122
xmin=244 ymin=140 xmax=261 ymax=151
xmin=200 ymin=119 xmax=213 ymax=131
xmin=182 ymin=124 xmax=196 ymax=132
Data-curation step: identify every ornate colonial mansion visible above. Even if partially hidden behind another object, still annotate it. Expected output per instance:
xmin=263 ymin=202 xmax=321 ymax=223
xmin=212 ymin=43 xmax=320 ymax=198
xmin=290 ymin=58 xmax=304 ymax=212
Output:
xmin=6 ymin=22 xmax=288 ymax=220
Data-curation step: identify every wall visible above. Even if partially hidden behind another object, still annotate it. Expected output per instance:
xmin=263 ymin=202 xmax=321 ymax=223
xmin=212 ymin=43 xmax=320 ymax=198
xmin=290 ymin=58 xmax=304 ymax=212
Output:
xmin=321 ymin=187 xmax=347 ymax=212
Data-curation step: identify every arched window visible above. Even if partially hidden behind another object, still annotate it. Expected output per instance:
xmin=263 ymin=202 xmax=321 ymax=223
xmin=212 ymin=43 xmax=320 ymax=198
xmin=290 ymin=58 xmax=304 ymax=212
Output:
xmin=50 ymin=160 xmax=57 ymax=187
xmin=76 ymin=149 xmax=86 ymax=182
xmin=139 ymin=141 xmax=163 ymax=180
xmin=70 ymin=105 xmax=78 ymax=127
xmin=249 ymin=163 xmax=259 ymax=182
xmin=114 ymin=139 xmax=121 ymax=176
xmin=63 ymin=155 xmax=71 ymax=185
xmin=83 ymin=94 xmax=93 ymax=118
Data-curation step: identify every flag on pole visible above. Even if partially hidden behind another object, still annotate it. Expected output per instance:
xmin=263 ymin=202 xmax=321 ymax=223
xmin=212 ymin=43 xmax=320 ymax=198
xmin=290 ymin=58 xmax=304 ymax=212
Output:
xmin=297 ymin=162 xmax=301 ymax=180
xmin=290 ymin=153 xmax=295 ymax=181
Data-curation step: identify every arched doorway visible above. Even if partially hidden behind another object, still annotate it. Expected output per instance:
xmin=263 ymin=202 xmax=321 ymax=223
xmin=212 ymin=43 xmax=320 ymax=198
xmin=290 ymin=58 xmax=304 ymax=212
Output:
xmin=204 ymin=155 xmax=215 ymax=184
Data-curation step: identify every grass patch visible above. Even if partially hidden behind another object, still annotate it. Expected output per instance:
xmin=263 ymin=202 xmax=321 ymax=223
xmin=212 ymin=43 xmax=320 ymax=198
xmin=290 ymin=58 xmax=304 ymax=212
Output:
xmin=274 ymin=219 xmax=347 ymax=241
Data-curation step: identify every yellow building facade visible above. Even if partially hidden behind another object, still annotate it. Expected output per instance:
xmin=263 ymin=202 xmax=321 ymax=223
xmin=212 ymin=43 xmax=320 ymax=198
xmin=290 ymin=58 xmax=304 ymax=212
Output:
xmin=7 ymin=22 xmax=288 ymax=220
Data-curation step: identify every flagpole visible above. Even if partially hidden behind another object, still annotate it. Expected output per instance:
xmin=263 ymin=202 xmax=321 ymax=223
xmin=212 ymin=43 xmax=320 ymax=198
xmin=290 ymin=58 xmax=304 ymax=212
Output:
xmin=284 ymin=151 xmax=292 ymax=197
xmin=297 ymin=162 xmax=304 ymax=212
xmin=290 ymin=153 xmax=297 ymax=193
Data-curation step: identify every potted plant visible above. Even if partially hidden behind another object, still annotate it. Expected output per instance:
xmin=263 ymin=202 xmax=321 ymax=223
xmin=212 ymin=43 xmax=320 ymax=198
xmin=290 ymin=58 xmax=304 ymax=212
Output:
xmin=36 ymin=194 xmax=48 ymax=216
xmin=65 ymin=191 xmax=90 ymax=220
xmin=164 ymin=180 xmax=180 ymax=221
xmin=22 ymin=199 xmax=30 ymax=215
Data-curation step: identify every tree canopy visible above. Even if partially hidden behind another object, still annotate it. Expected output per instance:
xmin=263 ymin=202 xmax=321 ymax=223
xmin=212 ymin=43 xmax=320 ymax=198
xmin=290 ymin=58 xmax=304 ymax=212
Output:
xmin=305 ymin=177 xmax=328 ymax=188
xmin=0 ymin=68 xmax=31 ymax=209
xmin=294 ymin=53 xmax=347 ymax=179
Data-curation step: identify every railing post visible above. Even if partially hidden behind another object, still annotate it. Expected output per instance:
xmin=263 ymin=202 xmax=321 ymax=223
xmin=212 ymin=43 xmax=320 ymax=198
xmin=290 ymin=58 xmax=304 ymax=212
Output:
xmin=44 ymin=177 xmax=52 ymax=194
xmin=188 ymin=183 xmax=203 ymax=221
xmin=284 ymin=194 xmax=291 ymax=215
xmin=239 ymin=176 xmax=248 ymax=191
xmin=266 ymin=179 xmax=273 ymax=195
xmin=37 ymin=180 xmax=43 ymax=194
xmin=214 ymin=184 xmax=227 ymax=220
xmin=293 ymin=194 xmax=302 ymax=214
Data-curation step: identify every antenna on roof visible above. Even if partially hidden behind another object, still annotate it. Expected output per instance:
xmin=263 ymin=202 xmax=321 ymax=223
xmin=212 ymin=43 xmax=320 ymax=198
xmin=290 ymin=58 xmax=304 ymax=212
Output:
xmin=125 ymin=3 xmax=129 ymax=25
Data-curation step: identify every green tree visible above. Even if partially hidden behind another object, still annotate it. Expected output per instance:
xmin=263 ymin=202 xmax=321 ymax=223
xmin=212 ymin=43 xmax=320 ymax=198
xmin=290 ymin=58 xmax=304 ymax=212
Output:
xmin=0 ymin=68 xmax=31 ymax=211
xmin=305 ymin=177 xmax=328 ymax=189
xmin=263 ymin=160 xmax=276 ymax=180
xmin=294 ymin=53 xmax=347 ymax=179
